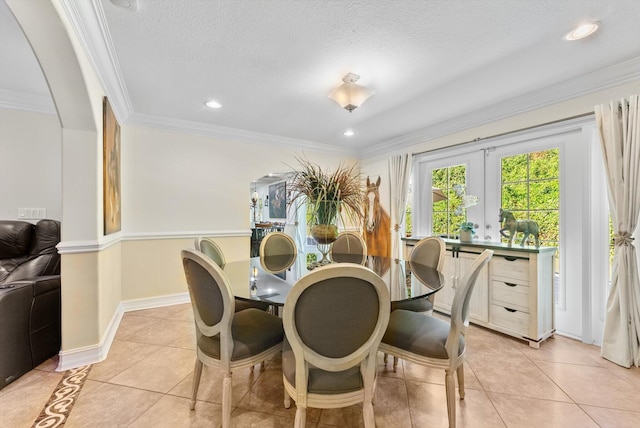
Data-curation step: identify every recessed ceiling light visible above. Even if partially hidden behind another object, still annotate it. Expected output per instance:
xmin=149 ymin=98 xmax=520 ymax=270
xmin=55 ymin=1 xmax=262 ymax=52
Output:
xmin=564 ymin=22 xmax=600 ymax=41
xmin=205 ymin=100 xmax=222 ymax=109
xmin=343 ymin=129 xmax=355 ymax=137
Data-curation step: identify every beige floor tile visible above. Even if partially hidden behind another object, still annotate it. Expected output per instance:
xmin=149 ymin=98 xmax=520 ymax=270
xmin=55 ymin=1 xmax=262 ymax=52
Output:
xmin=401 ymin=359 xmax=483 ymax=391
xmin=372 ymin=376 xmax=412 ymax=428
xmin=318 ymin=403 xmax=366 ymax=427
xmin=129 ymin=303 xmax=193 ymax=322
xmin=169 ymin=364 xmax=262 ymax=406
xmin=33 ymin=355 xmax=60 ymax=372
xmin=518 ymin=335 xmax=604 ymax=367
xmin=0 ymin=370 xmax=62 ymax=427
xmin=580 ymin=404 xmax=640 ymax=428
xmin=466 ymin=353 xmax=571 ymax=402
xmin=488 ymin=392 xmax=598 ymax=428
xmin=237 ymin=369 xmax=321 ymax=422
xmin=64 ymin=382 xmax=163 ymax=427
xmin=406 ymin=380 xmax=506 ymax=428
xmin=114 ymin=313 xmax=159 ymax=340
xmin=535 ymin=360 xmax=640 ymax=411
xmin=108 ymin=346 xmax=196 ymax=393
xmin=231 ymin=407 xmax=299 ymax=427
xmin=377 ymin=352 xmax=407 ymax=380
xmin=129 ymin=394 xmax=223 ymax=427
xmin=117 ymin=317 xmax=196 ymax=349
xmin=88 ymin=339 xmax=161 ymax=382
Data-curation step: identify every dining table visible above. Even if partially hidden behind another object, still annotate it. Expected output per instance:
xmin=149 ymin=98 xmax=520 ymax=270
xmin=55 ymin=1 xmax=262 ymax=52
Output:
xmin=222 ymin=252 xmax=444 ymax=308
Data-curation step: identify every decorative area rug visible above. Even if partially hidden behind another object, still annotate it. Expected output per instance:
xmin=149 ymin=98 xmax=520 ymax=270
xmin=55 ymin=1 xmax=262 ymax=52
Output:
xmin=32 ymin=365 xmax=92 ymax=427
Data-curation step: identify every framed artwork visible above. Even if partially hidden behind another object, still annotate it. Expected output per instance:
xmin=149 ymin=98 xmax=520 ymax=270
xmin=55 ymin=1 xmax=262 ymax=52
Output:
xmin=269 ymin=182 xmax=286 ymax=219
xmin=103 ymin=96 xmax=121 ymax=235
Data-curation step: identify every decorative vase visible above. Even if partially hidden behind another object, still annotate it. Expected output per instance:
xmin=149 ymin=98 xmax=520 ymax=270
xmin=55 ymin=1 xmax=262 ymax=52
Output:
xmin=459 ymin=229 xmax=473 ymax=242
xmin=310 ymin=224 xmax=339 ymax=266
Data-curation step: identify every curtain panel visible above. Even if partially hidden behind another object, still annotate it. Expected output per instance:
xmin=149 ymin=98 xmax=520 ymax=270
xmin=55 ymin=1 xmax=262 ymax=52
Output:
xmin=595 ymin=94 xmax=640 ymax=368
xmin=388 ymin=154 xmax=412 ymax=260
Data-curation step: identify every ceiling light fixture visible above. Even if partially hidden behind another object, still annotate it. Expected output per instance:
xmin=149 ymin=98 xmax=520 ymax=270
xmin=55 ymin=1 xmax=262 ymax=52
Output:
xmin=343 ymin=129 xmax=355 ymax=137
xmin=564 ymin=22 xmax=600 ymax=41
xmin=328 ymin=73 xmax=375 ymax=113
xmin=109 ymin=0 xmax=139 ymax=10
xmin=205 ymin=100 xmax=222 ymax=109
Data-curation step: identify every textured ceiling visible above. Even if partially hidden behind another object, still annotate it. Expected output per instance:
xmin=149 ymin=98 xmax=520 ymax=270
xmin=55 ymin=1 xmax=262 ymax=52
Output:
xmin=2 ymin=0 xmax=639 ymax=157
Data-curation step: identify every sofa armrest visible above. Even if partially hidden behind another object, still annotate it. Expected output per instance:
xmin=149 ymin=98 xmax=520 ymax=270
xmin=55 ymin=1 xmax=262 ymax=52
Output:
xmin=5 ymin=275 xmax=60 ymax=297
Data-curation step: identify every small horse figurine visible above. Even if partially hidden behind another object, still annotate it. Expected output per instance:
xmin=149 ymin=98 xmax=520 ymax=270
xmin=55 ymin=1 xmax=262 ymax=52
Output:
xmin=363 ymin=176 xmax=390 ymax=257
xmin=499 ymin=209 xmax=540 ymax=248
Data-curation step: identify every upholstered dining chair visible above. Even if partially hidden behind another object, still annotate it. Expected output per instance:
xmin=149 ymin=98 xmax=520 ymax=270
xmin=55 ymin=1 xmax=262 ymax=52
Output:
xmin=260 ymin=231 xmax=297 ymax=257
xmin=329 ymin=231 xmax=368 ymax=265
xmin=282 ymin=264 xmax=390 ymax=428
xmin=385 ymin=236 xmax=446 ymax=367
xmin=181 ymin=249 xmax=284 ymax=428
xmin=194 ymin=237 xmax=270 ymax=313
xmin=380 ymin=249 xmax=493 ymax=428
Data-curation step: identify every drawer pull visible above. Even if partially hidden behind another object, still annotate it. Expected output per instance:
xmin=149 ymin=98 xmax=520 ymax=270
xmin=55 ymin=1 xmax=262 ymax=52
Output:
xmin=502 ymin=256 xmax=518 ymax=262
xmin=504 ymin=307 xmax=517 ymax=313
xmin=504 ymin=282 xmax=518 ymax=287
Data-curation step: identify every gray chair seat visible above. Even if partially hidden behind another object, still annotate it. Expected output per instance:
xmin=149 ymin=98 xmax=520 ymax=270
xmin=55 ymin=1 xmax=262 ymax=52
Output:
xmin=390 ymin=297 xmax=433 ymax=313
xmin=198 ymin=308 xmax=283 ymax=361
xmin=382 ymin=309 xmax=464 ymax=359
xmin=282 ymin=337 xmax=363 ymax=394
xmin=234 ymin=299 xmax=270 ymax=312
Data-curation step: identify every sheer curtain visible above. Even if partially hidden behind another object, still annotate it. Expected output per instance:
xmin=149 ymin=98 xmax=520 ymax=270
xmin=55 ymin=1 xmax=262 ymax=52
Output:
xmin=388 ymin=153 xmax=412 ymax=260
xmin=595 ymin=95 xmax=640 ymax=368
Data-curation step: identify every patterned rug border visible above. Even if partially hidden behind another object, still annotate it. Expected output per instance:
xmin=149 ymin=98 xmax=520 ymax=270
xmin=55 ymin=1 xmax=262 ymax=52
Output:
xmin=32 ymin=365 xmax=92 ymax=428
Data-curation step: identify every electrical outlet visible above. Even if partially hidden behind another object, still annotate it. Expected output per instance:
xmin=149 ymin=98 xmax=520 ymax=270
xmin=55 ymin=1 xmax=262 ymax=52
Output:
xmin=17 ymin=208 xmax=47 ymax=219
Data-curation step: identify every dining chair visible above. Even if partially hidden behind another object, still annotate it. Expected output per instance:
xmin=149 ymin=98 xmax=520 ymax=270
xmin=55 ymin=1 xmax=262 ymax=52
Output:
xmin=181 ymin=249 xmax=284 ymax=428
xmin=194 ymin=237 xmax=270 ymax=313
xmin=259 ymin=231 xmax=297 ymax=271
xmin=385 ymin=236 xmax=445 ymax=367
xmin=380 ymin=249 xmax=493 ymax=428
xmin=330 ymin=231 xmax=368 ymax=265
xmin=282 ymin=264 xmax=390 ymax=428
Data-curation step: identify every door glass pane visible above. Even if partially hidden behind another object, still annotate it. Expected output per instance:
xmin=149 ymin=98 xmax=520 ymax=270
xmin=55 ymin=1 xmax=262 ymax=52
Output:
xmin=432 ymin=164 xmax=466 ymax=238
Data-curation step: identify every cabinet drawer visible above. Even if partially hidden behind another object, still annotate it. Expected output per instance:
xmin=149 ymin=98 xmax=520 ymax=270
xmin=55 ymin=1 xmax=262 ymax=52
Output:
xmin=491 ymin=304 xmax=529 ymax=335
xmin=491 ymin=256 xmax=529 ymax=282
xmin=492 ymin=280 xmax=529 ymax=312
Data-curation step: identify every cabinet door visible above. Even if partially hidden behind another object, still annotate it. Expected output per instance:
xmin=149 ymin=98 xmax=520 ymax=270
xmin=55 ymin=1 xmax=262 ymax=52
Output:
xmin=435 ymin=251 xmax=456 ymax=312
xmin=458 ymin=252 xmax=489 ymax=322
xmin=435 ymin=250 xmax=489 ymax=322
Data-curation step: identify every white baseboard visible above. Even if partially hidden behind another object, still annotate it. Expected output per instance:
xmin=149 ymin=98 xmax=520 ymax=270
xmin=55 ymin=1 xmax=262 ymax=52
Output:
xmin=56 ymin=292 xmax=190 ymax=371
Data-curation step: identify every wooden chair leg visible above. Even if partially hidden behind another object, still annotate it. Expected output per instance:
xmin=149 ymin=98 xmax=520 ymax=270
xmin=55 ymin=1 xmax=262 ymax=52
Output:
xmin=445 ymin=370 xmax=456 ymax=428
xmin=456 ymin=364 xmax=465 ymax=399
xmin=190 ymin=359 xmax=203 ymax=410
xmin=284 ymin=389 xmax=291 ymax=409
xmin=393 ymin=356 xmax=399 ymax=372
xmin=222 ymin=372 xmax=232 ymax=428
xmin=363 ymin=400 xmax=375 ymax=428
xmin=294 ymin=406 xmax=306 ymax=428
xmin=383 ymin=353 xmax=388 ymax=366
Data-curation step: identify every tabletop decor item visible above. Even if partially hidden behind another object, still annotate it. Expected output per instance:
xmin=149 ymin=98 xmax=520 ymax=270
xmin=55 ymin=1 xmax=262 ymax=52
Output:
xmin=288 ymin=156 xmax=365 ymax=266
xmin=498 ymin=208 xmax=540 ymax=247
xmin=452 ymin=184 xmax=479 ymax=242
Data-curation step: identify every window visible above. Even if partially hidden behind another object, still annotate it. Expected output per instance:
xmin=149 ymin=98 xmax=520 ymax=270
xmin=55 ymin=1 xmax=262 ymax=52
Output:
xmin=500 ymin=149 xmax=559 ymax=247
xmin=432 ymin=164 xmax=467 ymax=238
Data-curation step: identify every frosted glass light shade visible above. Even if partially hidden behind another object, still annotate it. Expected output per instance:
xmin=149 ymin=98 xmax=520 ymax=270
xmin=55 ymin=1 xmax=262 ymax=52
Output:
xmin=328 ymin=73 xmax=375 ymax=112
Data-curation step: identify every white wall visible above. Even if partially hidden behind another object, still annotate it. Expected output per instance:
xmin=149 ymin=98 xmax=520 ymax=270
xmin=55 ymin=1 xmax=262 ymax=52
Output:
xmin=0 ymin=108 xmax=62 ymax=221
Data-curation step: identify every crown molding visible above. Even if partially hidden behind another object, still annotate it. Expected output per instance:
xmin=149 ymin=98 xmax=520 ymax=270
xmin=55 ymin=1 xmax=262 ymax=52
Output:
xmin=59 ymin=0 xmax=132 ymax=123
xmin=361 ymin=56 xmax=640 ymax=159
xmin=126 ymin=113 xmax=358 ymax=156
xmin=0 ymin=89 xmax=56 ymax=115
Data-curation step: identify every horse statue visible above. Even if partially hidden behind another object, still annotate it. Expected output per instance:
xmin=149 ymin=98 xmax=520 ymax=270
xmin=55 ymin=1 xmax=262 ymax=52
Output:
xmin=363 ymin=176 xmax=391 ymax=258
xmin=499 ymin=208 xmax=540 ymax=247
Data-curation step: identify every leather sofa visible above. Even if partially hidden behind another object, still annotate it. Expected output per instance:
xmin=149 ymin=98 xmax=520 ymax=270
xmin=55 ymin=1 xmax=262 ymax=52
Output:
xmin=0 ymin=219 xmax=61 ymax=389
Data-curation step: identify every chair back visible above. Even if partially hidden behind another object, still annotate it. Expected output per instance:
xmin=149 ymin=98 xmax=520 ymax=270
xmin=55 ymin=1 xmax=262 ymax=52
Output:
xmin=330 ymin=231 xmax=367 ymax=265
xmin=284 ymin=264 xmax=390 ymax=376
xmin=445 ymin=249 xmax=493 ymax=358
xmin=194 ymin=237 xmax=226 ymax=268
xmin=260 ymin=231 xmax=297 ymax=256
xmin=409 ymin=236 xmax=445 ymax=270
xmin=181 ymin=249 xmax=235 ymax=361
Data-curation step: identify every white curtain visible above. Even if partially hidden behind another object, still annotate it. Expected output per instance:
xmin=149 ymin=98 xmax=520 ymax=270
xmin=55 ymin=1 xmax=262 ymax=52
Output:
xmin=596 ymin=94 xmax=640 ymax=368
xmin=388 ymin=153 xmax=412 ymax=260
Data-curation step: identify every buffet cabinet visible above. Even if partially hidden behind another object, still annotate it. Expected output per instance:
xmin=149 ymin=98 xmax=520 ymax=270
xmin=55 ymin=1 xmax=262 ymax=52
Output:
xmin=404 ymin=238 xmax=556 ymax=348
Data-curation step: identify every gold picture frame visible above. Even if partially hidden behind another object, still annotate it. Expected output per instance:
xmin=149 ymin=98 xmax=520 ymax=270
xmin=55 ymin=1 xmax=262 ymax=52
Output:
xmin=103 ymin=96 xmax=121 ymax=235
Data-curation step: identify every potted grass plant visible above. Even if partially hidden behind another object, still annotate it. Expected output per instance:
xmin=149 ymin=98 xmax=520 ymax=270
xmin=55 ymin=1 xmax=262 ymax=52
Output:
xmin=288 ymin=157 xmax=365 ymax=264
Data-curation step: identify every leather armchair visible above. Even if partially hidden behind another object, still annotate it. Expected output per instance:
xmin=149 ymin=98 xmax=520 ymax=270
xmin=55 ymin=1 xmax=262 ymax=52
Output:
xmin=0 ymin=219 xmax=61 ymax=389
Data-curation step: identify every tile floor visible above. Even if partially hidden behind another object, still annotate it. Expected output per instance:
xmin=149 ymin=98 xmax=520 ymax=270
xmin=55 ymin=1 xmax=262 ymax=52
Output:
xmin=2 ymin=303 xmax=639 ymax=427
